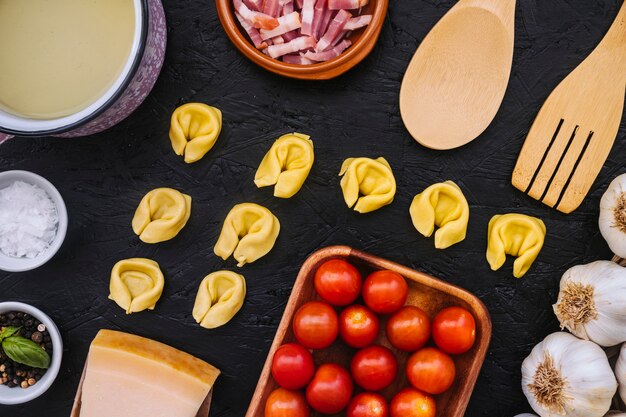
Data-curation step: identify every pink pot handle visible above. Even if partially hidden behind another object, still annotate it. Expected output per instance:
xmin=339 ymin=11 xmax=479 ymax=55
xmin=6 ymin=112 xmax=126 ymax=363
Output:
xmin=0 ymin=133 xmax=14 ymax=144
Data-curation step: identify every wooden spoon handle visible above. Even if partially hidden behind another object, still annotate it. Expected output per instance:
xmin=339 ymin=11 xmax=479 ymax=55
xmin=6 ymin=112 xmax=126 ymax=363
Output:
xmin=599 ymin=1 xmax=626 ymax=51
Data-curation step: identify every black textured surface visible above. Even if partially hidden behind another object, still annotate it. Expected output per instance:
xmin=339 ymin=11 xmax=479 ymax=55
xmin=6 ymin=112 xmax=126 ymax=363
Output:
xmin=0 ymin=0 xmax=624 ymax=415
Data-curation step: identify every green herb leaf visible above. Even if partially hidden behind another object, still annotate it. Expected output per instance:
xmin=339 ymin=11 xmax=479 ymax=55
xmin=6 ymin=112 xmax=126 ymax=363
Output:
xmin=0 ymin=326 xmax=20 ymax=343
xmin=2 ymin=336 xmax=50 ymax=369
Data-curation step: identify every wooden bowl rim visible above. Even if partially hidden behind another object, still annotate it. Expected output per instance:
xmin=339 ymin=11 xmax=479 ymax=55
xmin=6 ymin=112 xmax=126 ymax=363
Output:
xmin=245 ymin=245 xmax=493 ymax=417
xmin=215 ymin=0 xmax=389 ymax=80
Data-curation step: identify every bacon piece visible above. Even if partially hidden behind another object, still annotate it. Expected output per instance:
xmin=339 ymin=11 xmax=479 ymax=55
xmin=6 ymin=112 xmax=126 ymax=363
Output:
xmin=243 ymin=0 xmax=263 ymax=11
xmin=267 ymin=35 xmax=316 ymax=58
xmin=318 ymin=9 xmax=334 ymax=39
xmin=316 ymin=9 xmax=351 ymax=51
xmin=263 ymin=0 xmax=281 ymax=17
xmin=234 ymin=0 xmax=279 ymax=30
xmin=260 ymin=11 xmax=302 ymax=40
xmin=300 ymin=0 xmax=316 ymax=35
xmin=312 ymin=0 xmax=328 ymax=39
xmin=328 ymin=0 xmax=367 ymax=9
xmin=343 ymin=14 xmax=372 ymax=30
xmin=272 ymin=35 xmax=285 ymax=44
xmin=283 ymin=0 xmax=294 ymax=14
xmin=283 ymin=54 xmax=315 ymax=64
xmin=282 ymin=29 xmax=299 ymax=41
xmin=235 ymin=11 xmax=268 ymax=49
xmin=304 ymin=39 xmax=351 ymax=61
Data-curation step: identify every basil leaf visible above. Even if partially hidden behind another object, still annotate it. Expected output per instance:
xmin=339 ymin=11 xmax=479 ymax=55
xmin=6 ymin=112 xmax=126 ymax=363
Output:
xmin=0 ymin=326 xmax=20 ymax=342
xmin=2 ymin=336 xmax=50 ymax=369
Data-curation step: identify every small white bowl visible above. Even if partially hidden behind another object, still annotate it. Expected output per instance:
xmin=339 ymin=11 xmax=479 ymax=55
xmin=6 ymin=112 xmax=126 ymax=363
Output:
xmin=0 ymin=302 xmax=63 ymax=404
xmin=0 ymin=170 xmax=68 ymax=272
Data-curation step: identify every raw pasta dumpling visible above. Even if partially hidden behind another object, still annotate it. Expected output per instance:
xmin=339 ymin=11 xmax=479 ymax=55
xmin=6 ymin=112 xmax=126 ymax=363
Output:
xmin=109 ymin=258 xmax=165 ymax=314
xmin=487 ymin=213 xmax=546 ymax=278
xmin=409 ymin=181 xmax=469 ymax=249
xmin=214 ymin=203 xmax=280 ymax=267
xmin=254 ymin=132 xmax=314 ymax=198
xmin=339 ymin=157 xmax=396 ymax=213
xmin=132 ymin=187 xmax=192 ymax=244
xmin=193 ymin=271 xmax=246 ymax=329
xmin=169 ymin=103 xmax=222 ymax=163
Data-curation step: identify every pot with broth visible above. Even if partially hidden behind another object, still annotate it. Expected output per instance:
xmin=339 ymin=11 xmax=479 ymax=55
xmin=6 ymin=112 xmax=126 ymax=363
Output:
xmin=0 ymin=0 xmax=166 ymax=139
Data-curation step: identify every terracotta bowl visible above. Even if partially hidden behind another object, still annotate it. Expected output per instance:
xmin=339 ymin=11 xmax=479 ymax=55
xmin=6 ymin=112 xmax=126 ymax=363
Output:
xmin=215 ymin=0 xmax=389 ymax=80
xmin=246 ymin=246 xmax=492 ymax=417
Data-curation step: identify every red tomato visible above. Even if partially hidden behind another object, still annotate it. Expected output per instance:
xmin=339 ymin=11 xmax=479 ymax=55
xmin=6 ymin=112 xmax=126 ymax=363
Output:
xmin=406 ymin=347 xmax=456 ymax=395
xmin=339 ymin=305 xmax=380 ymax=348
xmin=293 ymin=301 xmax=338 ymax=349
xmin=362 ymin=270 xmax=408 ymax=314
xmin=265 ymin=388 xmax=310 ymax=417
xmin=314 ymin=259 xmax=363 ymax=306
xmin=432 ymin=306 xmax=476 ymax=354
xmin=390 ymin=388 xmax=435 ymax=417
xmin=271 ymin=343 xmax=315 ymax=390
xmin=347 ymin=392 xmax=389 ymax=417
xmin=386 ymin=306 xmax=431 ymax=352
xmin=306 ymin=363 xmax=353 ymax=414
xmin=350 ymin=345 xmax=398 ymax=391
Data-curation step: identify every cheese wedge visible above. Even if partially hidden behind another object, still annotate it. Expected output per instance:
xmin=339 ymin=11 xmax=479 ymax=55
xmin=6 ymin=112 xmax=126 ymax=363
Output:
xmin=79 ymin=330 xmax=220 ymax=417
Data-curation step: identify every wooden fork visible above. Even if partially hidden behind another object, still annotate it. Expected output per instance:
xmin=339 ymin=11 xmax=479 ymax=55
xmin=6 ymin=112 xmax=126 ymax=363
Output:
xmin=512 ymin=1 xmax=626 ymax=214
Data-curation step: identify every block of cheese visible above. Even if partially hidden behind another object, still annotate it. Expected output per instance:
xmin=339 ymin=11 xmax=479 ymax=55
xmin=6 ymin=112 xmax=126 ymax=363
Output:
xmin=78 ymin=330 xmax=220 ymax=417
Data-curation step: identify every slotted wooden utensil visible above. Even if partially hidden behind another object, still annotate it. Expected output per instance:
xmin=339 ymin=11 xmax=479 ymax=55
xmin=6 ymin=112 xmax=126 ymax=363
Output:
xmin=400 ymin=0 xmax=516 ymax=150
xmin=512 ymin=2 xmax=626 ymax=214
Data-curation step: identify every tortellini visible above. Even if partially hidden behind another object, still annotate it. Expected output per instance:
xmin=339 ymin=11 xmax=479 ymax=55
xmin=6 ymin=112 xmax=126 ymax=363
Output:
xmin=109 ymin=258 xmax=165 ymax=314
xmin=254 ymin=133 xmax=314 ymax=198
xmin=192 ymin=271 xmax=246 ymax=329
xmin=339 ymin=157 xmax=396 ymax=213
xmin=409 ymin=181 xmax=469 ymax=249
xmin=169 ymin=103 xmax=222 ymax=163
xmin=214 ymin=203 xmax=280 ymax=267
xmin=132 ymin=188 xmax=192 ymax=243
xmin=487 ymin=213 xmax=546 ymax=278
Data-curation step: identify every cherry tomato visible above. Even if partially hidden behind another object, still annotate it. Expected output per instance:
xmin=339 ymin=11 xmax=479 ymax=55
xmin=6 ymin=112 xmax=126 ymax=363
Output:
xmin=347 ymin=392 xmax=389 ymax=417
xmin=432 ymin=306 xmax=476 ymax=354
xmin=386 ymin=306 xmax=431 ymax=352
xmin=390 ymin=388 xmax=436 ymax=417
xmin=265 ymin=388 xmax=310 ymax=417
xmin=339 ymin=305 xmax=380 ymax=348
xmin=314 ymin=259 xmax=363 ymax=306
xmin=406 ymin=347 xmax=456 ymax=395
xmin=350 ymin=345 xmax=398 ymax=391
xmin=271 ymin=343 xmax=315 ymax=390
xmin=293 ymin=301 xmax=338 ymax=349
xmin=362 ymin=270 xmax=408 ymax=314
xmin=306 ymin=363 xmax=353 ymax=414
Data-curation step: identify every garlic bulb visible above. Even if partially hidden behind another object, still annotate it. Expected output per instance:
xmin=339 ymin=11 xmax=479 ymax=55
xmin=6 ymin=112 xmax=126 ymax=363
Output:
xmin=614 ymin=343 xmax=626 ymax=404
xmin=600 ymin=174 xmax=626 ymax=258
xmin=553 ymin=261 xmax=626 ymax=346
xmin=521 ymin=332 xmax=616 ymax=417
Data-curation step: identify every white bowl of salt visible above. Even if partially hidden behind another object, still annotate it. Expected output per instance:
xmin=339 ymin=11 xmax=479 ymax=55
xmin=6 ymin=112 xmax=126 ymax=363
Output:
xmin=0 ymin=171 xmax=67 ymax=272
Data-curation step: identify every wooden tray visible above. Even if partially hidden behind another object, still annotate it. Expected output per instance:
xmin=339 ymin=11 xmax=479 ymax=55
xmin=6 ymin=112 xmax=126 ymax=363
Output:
xmin=246 ymin=245 xmax=492 ymax=417
xmin=70 ymin=360 xmax=213 ymax=417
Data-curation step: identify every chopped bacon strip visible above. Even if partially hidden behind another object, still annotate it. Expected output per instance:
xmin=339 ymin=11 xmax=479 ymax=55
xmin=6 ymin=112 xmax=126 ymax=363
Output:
xmin=282 ymin=29 xmax=299 ymax=41
xmin=235 ymin=11 xmax=268 ymax=49
xmin=328 ymin=0 xmax=368 ymax=9
xmin=283 ymin=54 xmax=316 ymax=64
xmin=234 ymin=0 xmax=279 ymax=30
xmin=243 ymin=0 xmax=263 ymax=11
xmin=283 ymin=0 xmax=294 ymax=14
xmin=260 ymin=11 xmax=302 ymax=40
xmin=316 ymin=9 xmax=351 ymax=51
xmin=304 ymin=39 xmax=351 ymax=61
xmin=300 ymin=0 xmax=316 ymax=35
xmin=267 ymin=36 xmax=316 ymax=58
xmin=344 ymin=14 xmax=372 ymax=30
xmin=263 ymin=0 xmax=281 ymax=17
xmin=312 ymin=0 xmax=328 ymax=39
xmin=272 ymin=35 xmax=285 ymax=44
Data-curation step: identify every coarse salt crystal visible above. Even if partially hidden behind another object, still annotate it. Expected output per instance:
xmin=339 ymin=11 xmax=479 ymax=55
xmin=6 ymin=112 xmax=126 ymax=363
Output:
xmin=0 ymin=181 xmax=58 ymax=259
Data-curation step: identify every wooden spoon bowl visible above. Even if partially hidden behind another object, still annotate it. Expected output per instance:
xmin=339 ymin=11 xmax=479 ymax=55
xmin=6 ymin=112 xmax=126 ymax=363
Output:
xmin=246 ymin=246 xmax=492 ymax=417
xmin=215 ymin=0 xmax=388 ymax=80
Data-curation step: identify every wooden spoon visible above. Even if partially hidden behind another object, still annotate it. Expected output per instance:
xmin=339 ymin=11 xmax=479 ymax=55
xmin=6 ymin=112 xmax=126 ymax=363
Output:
xmin=399 ymin=0 xmax=516 ymax=150
xmin=512 ymin=1 xmax=626 ymax=214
